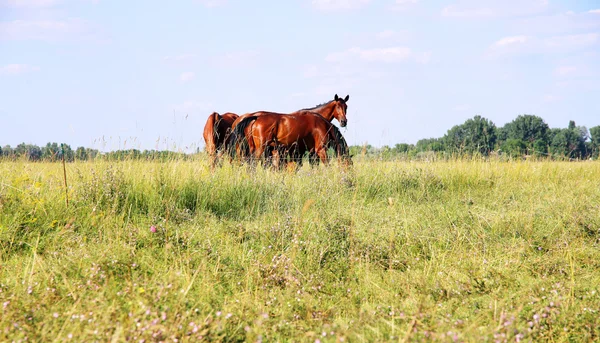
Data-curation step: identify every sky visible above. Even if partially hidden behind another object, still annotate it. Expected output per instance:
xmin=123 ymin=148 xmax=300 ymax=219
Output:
xmin=1 ymin=0 xmax=599 ymax=152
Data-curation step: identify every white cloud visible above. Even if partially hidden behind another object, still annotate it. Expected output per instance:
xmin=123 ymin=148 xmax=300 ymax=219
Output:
xmin=0 ymin=64 xmax=40 ymax=75
xmin=0 ymin=18 xmax=103 ymax=42
xmin=213 ymin=50 xmax=260 ymax=68
xmin=0 ymin=0 xmax=99 ymax=8
xmin=179 ymin=72 xmax=195 ymax=82
xmin=195 ymin=0 xmax=226 ymax=8
xmin=375 ymin=29 xmax=410 ymax=42
xmin=326 ymin=46 xmax=417 ymax=63
xmin=0 ymin=0 xmax=61 ymax=7
xmin=493 ymin=35 xmax=529 ymax=47
xmin=391 ymin=0 xmax=419 ymax=11
xmin=588 ymin=9 xmax=600 ymax=14
xmin=311 ymin=0 xmax=371 ymax=11
xmin=441 ymin=0 xmax=548 ymax=19
xmin=512 ymin=11 xmax=600 ymax=36
xmin=163 ymin=54 xmax=195 ymax=63
xmin=554 ymin=66 xmax=577 ymax=76
xmin=543 ymin=33 xmax=598 ymax=49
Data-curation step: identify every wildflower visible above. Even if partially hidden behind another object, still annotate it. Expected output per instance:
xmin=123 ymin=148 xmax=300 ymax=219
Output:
xmin=150 ymin=226 xmax=157 ymax=233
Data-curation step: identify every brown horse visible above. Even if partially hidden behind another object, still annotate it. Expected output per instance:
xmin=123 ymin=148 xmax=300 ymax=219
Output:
xmin=230 ymin=111 xmax=351 ymax=169
xmin=202 ymin=111 xmax=239 ymax=168
xmin=226 ymin=94 xmax=349 ymax=164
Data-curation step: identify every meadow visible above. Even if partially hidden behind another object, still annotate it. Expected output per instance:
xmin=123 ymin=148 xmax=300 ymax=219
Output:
xmin=1 ymin=156 xmax=599 ymax=342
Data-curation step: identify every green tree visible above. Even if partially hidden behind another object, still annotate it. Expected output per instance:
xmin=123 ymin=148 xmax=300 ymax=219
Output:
xmin=442 ymin=115 xmax=497 ymax=155
xmin=43 ymin=142 xmax=61 ymax=161
xmin=590 ymin=126 xmax=600 ymax=158
xmin=498 ymin=115 xmax=549 ymax=153
xmin=2 ymin=145 xmax=14 ymax=158
xmin=15 ymin=143 xmax=42 ymax=161
xmin=75 ymin=147 xmax=88 ymax=160
xmin=590 ymin=126 xmax=600 ymax=146
xmin=550 ymin=122 xmax=587 ymax=159
xmin=501 ymin=139 xmax=526 ymax=158
xmin=416 ymin=138 xmax=444 ymax=152
xmin=393 ymin=143 xmax=413 ymax=154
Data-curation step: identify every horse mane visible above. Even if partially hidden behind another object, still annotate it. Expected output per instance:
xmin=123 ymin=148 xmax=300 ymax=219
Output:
xmin=328 ymin=124 xmax=349 ymax=157
xmin=301 ymin=100 xmax=334 ymax=111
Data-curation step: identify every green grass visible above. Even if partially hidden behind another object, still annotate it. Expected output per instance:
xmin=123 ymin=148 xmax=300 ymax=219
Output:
xmin=1 ymin=157 xmax=599 ymax=342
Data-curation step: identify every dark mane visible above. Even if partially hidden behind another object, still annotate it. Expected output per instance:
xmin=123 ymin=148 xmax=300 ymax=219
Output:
xmin=301 ymin=100 xmax=334 ymax=111
xmin=328 ymin=124 xmax=349 ymax=157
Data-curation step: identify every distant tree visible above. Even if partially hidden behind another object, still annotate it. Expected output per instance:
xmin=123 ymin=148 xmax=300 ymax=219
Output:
xmin=501 ymin=139 xmax=526 ymax=158
xmin=590 ymin=126 xmax=600 ymax=158
xmin=550 ymin=122 xmax=587 ymax=158
xmin=532 ymin=139 xmax=548 ymax=156
xmin=443 ymin=115 xmax=497 ymax=155
xmin=43 ymin=142 xmax=61 ymax=161
xmin=61 ymin=143 xmax=74 ymax=162
xmin=568 ymin=120 xmax=576 ymax=130
xmin=2 ymin=145 xmax=14 ymax=158
xmin=75 ymin=147 xmax=88 ymax=160
xmin=590 ymin=126 xmax=600 ymax=146
xmin=416 ymin=138 xmax=445 ymax=152
xmin=86 ymin=148 xmax=99 ymax=160
xmin=15 ymin=143 xmax=42 ymax=161
xmin=393 ymin=143 xmax=414 ymax=154
xmin=499 ymin=115 xmax=550 ymax=153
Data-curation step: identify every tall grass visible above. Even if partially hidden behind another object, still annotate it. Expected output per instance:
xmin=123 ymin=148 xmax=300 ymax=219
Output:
xmin=1 ymin=156 xmax=599 ymax=342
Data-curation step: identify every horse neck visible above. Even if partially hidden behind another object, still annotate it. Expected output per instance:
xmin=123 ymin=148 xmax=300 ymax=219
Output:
xmin=311 ymin=102 xmax=336 ymax=122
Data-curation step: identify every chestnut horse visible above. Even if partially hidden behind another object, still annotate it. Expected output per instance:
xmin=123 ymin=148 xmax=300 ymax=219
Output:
xmin=226 ymin=94 xmax=349 ymax=164
xmin=202 ymin=111 xmax=239 ymax=168
xmin=230 ymin=111 xmax=351 ymax=169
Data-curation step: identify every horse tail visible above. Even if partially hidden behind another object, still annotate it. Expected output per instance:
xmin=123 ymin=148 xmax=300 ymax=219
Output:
xmin=229 ymin=116 xmax=258 ymax=159
xmin=204 ymin=112 xmax=221 ymax=155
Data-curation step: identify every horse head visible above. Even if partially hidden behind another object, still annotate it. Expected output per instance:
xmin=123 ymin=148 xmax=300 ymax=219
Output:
xmin=333 ymin=94 xmax=349 ymax=127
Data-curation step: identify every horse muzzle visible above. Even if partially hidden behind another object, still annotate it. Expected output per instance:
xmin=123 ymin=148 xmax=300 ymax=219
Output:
xmin=340 ymin=119 xmax=347 ymax=127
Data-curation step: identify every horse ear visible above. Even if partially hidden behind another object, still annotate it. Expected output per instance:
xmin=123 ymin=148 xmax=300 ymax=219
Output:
xmin=334 ymin=94 xmax=339 ymax=101
xmin=344 ymin=95 xmax=349 ymax=102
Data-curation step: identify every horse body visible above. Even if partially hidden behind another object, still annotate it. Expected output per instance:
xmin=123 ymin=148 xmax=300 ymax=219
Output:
xmin=231 ymin=111 xmax=351 ymax=169
xmin=227 ymin=94 xmax=349 ymax=165
xmin=203 ymin=111 xmax=239 ymax=167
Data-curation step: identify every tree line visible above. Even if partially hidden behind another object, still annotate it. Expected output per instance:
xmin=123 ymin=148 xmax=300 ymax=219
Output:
xmin=2 ymin=114 xmax=599 ymax=162
xmin=352 ymin=115 xmax=600 ymax=160
xmin=0 ymin=142 xmax=190 ymax=162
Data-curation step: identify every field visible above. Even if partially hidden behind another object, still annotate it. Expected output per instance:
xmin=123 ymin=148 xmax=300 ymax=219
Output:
xmin=1 ymin=157 xmax=599 ymax=342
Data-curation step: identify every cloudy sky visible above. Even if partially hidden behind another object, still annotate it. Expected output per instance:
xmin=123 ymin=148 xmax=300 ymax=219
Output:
xmin=1 ymin=0 xmax=599 ymax=152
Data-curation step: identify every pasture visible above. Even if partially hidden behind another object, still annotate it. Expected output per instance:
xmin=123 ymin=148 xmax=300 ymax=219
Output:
xmin=1 ymin=157 xmax=599 ymax=342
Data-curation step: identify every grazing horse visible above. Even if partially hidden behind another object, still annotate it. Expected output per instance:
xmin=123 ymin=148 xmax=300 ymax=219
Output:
xmin=230 ymin=111 xmax=352 ymax=169
xmin=202 ymin=111 xmax=239 ymax=168
xmin=226 ymin=94 xmax=349 ymax=165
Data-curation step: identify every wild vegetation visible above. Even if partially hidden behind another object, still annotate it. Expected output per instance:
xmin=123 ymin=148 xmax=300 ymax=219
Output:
xmin=3 ymin=114 xmax=599 ymax=163
xmin=1 ymin=155 xmax=599 ymax=342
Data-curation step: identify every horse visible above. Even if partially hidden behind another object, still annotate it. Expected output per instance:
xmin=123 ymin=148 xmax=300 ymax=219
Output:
xmin=229 ymin=111 xmax=352 ymax=170
xmin=202 ymin=111 xmax=239 ymax=168
xmin=226 ymin=94 xmax=349 ymax=165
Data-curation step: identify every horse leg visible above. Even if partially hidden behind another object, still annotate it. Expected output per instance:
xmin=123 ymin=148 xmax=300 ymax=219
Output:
xmin=315 ymin=146 xmax=329 ymax=166
xmin=308 ymin=151 xmax=320 ymax=167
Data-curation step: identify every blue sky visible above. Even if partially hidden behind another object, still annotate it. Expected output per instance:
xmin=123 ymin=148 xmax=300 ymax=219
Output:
xmin=1 ymin=0 xmax=599 ymax=152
